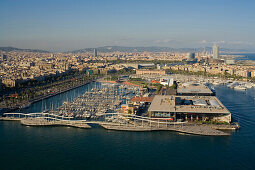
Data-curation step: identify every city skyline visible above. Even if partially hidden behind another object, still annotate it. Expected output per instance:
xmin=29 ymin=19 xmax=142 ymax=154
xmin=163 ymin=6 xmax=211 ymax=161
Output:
xmin=0 ymin=0 xmax=255 ymax=51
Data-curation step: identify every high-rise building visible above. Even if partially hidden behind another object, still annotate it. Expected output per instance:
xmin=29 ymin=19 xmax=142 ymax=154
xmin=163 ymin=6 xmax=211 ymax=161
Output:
xmin=187 ymin=52 xmax=195 ymax=61
xmin=1 ymin=54 xmax=7 ymax=61
xmin=213 ymin=44 xmax=219 ymax=59
xmin=94 ymin=49 xmax=97 ymax=57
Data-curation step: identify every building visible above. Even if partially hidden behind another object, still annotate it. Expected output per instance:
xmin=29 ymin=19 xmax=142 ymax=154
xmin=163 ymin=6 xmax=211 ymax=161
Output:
xmin=157 ymin=64 xmax=162 ymax=70
xmin=121 ymin=104 xmax=129 ymax=113
xmin=2 ymin=79 xmax=17 ymax=87
xmin=177 ymin=82 xmax=214 ymax=96
xmin=129 ymin=96 xmax=154 ymax=114
xmin=86 ymin=69 xmax=93 ymax=76
xmin=213 ymin=44 xmax=219 ymax=59
xmin=148 ymin=95 xmax=231 ymax=123
xmin=225 ymin=59 xmax=236 ymax=65
xmin=94 ymin=49 xmax=97 ymax=57
xmin=138 ymin=63 xmax=155 ymax=69
xmin=1 ymin=54 xmax=7 ymax=61
xmin=187 ymin=53 xmax=195 ymax=61
xmin=251 ymin=70 xmax=255 ymax=77
xmin=136 ymin=69 xmax=166 ymax=75
xmin=160 ymin=77 xmax=174 ymax=87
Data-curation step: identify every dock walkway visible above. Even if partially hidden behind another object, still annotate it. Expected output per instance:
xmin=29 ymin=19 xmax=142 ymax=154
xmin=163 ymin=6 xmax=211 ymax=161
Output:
xmin=99 ymin=123 xmax=230 ymax=136
xmin=1 ymin=112 xmax=239 ymax=136
xmin=20 ymin=118 xmax=91 ymax=128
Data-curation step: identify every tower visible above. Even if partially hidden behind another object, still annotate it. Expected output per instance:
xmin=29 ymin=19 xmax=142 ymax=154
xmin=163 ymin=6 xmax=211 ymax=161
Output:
xmin=213 ymin=44 xmax=219 ymax=59
xmin=187 ymin=52 xmax=195 ymax=61
xmin=94 ymin=49 xmax=97 ymax=58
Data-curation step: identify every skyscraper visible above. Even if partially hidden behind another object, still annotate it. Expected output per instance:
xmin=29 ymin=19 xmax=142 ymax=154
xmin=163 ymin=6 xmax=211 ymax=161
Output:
xmin=94 ymin=49 xmax=97 ymax=57
xmin=1 ymin=54 xmax=7 ymax=61
xmin=187 ymin=52 xmax=195 ymax=61
xmin=213 ymin=44 xmax=219 ymax=59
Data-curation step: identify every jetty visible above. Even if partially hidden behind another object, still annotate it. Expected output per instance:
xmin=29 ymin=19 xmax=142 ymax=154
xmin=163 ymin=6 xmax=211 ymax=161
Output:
xmin=1 ymin=113 xmax=91 ymax=128
xmin=0 ymin=112 xmax=239 ymax=136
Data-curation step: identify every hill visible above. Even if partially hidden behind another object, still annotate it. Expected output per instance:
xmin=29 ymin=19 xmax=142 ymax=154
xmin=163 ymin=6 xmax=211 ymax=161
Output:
xmin=0 ymin=47 xmax=49 ymax=53
xmin=68 ymin=46 xmax=252 ymax=53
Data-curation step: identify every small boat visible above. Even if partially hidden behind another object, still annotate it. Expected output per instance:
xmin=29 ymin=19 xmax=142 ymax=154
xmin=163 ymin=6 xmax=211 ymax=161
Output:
xmin=245 ymin=84 xmax=253 ymax=88
xmin=212 ymin=82 xmax=221 ymax=86
xmin=20 ymin=103 xmax=31 ymax=109
xmin=234 ymin=86 xmax=247 ymax=91
xmin=42 ymin=109 xmax=49 ymax=113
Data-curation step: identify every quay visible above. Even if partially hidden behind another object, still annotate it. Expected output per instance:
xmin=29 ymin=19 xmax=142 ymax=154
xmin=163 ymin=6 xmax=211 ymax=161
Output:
xmin=1 ymin=113 xmax=91 ymax=128
xmin=0 ymin=112 xmax=239 ymax=136
xmin=20 ymin=118 xmax=91 ymax=128
xmin=99 ymin=124 xmax=230 ymax=136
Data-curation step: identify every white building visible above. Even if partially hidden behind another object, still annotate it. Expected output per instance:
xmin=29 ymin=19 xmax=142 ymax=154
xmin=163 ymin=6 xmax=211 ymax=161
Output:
xmin=160 ymin=78 xmax=174 ymax=87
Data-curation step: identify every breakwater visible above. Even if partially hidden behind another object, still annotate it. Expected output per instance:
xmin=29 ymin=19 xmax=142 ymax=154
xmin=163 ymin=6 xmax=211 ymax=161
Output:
xmin=1 ymin=112 xmax=239 ymax=136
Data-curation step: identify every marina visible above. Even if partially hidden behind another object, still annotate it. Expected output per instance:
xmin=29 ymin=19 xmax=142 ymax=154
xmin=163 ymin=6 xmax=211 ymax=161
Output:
xmin=1 ymin=79 xmax=255 ymax=170
xmin=135 ymin=73 xmax=255 ymax=94
xmin=56 ymin=83 xmax=139 ymax=118
xmin=0 ymin=77 xmax=243 ymax=136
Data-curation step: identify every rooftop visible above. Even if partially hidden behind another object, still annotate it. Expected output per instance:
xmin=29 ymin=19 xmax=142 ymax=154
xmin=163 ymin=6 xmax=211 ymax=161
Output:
xmin=148 ymin=95 xmax=230 ymax=114
xmin=177 ymin=83 xmax=213 ymax=95
xmin=131 ymin=97 xmax=154 ymax=103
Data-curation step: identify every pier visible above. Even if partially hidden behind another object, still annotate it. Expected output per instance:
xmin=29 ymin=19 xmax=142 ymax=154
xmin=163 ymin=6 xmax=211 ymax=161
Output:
xmin=1 ymin=113 xmax=91 ymax=128
xmin=1 ymin=112 xmax=239 ymax=136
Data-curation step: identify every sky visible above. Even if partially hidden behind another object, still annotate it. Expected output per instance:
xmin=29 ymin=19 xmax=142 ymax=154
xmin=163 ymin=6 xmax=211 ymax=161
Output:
xmin=0 ymin=0 xmax=255 ymax=52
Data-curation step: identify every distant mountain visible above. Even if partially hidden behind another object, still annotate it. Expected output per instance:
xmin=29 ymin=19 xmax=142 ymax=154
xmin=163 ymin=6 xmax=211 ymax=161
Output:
xmin=68 ymin=46 xmax=253 ymax=53
xmin=0 ymin=47 xmax=49 ymax=53
xmin=69 ymin=46 xmax=181 ymax=53
xmin=0 ymin=46 xmax=252 ymax=54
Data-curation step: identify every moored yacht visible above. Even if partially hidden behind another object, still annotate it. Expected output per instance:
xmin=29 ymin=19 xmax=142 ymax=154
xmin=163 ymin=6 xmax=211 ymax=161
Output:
xmin=234 ymin=85 xmax=247 ymax=91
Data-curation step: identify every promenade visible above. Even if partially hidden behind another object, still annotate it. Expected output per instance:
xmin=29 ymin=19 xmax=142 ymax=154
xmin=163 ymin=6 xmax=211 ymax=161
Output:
xmin=1 ymin=113 xmax=239 ymax=136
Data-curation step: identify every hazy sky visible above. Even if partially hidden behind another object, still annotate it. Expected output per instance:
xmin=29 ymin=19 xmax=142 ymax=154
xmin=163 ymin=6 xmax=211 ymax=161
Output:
xmin=0 ymin=0 xmax=255 ymax=52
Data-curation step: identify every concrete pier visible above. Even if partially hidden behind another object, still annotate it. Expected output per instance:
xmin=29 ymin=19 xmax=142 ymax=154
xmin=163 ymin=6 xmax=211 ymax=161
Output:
xmin=20 ymin=118 xmax=91 ymax=128
xmin=100 ymin=123 xmax=231 ymax=136
xmin=1 ymin=112 xmax=239 ymax=136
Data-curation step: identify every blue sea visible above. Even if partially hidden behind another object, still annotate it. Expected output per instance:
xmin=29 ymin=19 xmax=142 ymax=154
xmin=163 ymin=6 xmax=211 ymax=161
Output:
xmin=1 ymin=83 xmax=255 ymax=170
xmin=229 ymin=53 xmax=255 ymax=60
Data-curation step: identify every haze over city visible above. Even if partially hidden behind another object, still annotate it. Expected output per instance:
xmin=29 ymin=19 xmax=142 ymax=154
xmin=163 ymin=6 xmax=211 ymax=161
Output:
xmin=1 ymin=0 xmax=255 ymax=52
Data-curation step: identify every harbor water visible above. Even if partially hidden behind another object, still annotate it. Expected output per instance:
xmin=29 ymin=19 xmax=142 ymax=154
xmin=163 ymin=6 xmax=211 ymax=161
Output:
xmin=1 ymin=83 xmax=255 ymax=170
xmin=227 ymin=53 xmax=255 ymax=60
